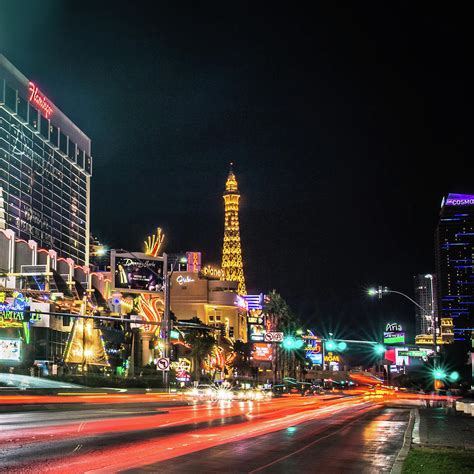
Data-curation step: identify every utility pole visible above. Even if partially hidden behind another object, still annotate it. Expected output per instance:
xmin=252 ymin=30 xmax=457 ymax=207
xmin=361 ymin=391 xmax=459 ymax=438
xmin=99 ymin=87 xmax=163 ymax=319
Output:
xmin=162 ymin=254 xmax=171 ymax=389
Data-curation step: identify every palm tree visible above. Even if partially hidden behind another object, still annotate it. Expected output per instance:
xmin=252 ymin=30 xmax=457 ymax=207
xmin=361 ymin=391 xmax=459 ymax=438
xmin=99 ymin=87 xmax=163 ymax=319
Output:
xmin=263 ymin=291 xmax=298 ymax=382
xmin=232 ymin=339 xmax=253 ymax=378
xmin=184 ymin=318 xmax=216 ymax=382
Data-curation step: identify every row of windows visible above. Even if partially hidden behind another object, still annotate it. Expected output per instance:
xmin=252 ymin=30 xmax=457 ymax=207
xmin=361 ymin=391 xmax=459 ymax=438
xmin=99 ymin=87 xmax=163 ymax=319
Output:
xmin=0 ymin=174 xmax=87 ymax=221
xmin=6 ymin=210 xmax=87 ymax=250
xmin=8 ymin=218 xmax=87 ymax=263
xmin=0 ymin=88 xmax=92 ymax=176
xmin=0 ymin=116 xmax=88 ymax=188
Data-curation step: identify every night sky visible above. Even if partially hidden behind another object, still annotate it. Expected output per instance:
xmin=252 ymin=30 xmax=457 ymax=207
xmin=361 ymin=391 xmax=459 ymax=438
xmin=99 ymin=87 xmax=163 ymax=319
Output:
xmin=1 ymin=3 xmax=471 ymax=340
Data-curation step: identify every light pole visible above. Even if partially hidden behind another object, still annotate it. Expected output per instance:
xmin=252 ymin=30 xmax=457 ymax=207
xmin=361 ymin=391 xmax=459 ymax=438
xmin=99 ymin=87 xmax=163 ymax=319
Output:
xmin=368 ymin=285 xmax=438 ymax=353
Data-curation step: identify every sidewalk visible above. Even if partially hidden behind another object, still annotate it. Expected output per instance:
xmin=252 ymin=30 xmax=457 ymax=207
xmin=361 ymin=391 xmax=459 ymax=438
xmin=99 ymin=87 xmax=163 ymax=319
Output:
xmin=417 ymin=406 xmax=474 ymax=450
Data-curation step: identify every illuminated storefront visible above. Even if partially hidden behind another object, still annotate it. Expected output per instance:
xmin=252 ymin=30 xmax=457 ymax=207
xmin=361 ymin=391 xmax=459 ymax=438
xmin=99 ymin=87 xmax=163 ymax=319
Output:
xmin=170 ymin=265 xmax=247 ymax=342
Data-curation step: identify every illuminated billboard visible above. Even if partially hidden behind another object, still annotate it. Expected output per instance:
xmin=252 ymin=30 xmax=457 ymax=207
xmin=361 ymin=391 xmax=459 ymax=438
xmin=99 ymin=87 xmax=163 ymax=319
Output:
xmin=303 ymin=331 xmax=323 ymax=365
xmin=248 ymin=310 xmax=265 ymax=341
xmin=0 ymin=339 xmax=21 ymax=361
xmin=252 ymin=343 xmax=273 ymax=361
xmin=383 ymin=332 xmax=405 ymax=345
xmin=111 ymin=251 xmax=166 ymax=294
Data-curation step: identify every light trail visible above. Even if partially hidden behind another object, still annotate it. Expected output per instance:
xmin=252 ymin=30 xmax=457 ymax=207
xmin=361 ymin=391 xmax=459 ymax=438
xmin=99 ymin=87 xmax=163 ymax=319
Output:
xmin=1 ymin=395 xmax=379 ymax=473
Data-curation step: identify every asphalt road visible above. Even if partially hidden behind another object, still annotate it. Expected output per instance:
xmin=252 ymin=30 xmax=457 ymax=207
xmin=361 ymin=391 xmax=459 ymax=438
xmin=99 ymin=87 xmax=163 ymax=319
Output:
xmin=0 ymin=394 xmax=409 ymax=473
xmin=127 ymin=406 xmax=410 ymax=473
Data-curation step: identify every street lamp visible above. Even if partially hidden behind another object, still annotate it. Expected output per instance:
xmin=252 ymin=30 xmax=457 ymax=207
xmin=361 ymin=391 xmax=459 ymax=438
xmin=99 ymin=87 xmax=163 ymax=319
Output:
xmin=368 ymin=285 xmax=438 ymax=352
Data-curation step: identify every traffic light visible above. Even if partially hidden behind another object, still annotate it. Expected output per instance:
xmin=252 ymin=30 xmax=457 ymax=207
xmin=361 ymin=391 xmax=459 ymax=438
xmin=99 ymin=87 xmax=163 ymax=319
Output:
xmin=325 ymin=340 xmax=347 ymax=351
xmin=433 ymin=368 xmax=446 ymax=380
xmin=325 ymin=340 xmax=337 ymax=351
xmin=448 ymin=371 xmax=460 ymax=382
xmin=283 ymin=336 xmax=304 ymax=350
xmin=374 ymin=344 xmax=385 ymax=355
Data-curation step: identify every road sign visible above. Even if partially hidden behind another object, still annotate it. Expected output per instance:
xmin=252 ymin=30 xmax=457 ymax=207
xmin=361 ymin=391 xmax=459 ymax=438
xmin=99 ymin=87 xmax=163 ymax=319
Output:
xmin=157 ymin=357 xmax=170 ymax=371
xmin=264 ymin=332 xmax=284 ymax=342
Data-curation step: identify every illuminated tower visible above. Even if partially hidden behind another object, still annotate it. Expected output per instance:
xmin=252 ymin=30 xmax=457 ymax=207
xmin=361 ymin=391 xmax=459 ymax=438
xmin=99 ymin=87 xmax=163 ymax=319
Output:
xmin=221 ymin=165 xmax=246 ymax=294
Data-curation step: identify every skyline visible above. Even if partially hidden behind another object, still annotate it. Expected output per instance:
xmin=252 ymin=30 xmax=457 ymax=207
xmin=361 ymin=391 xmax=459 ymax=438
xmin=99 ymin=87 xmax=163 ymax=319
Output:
xmin=1 ymin=3 xmax=471 ymax=338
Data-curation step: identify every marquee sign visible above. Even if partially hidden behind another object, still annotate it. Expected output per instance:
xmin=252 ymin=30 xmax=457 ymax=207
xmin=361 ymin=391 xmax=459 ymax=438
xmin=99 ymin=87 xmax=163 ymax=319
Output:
xmin=28 ymin=82 xmax=53 ymax=119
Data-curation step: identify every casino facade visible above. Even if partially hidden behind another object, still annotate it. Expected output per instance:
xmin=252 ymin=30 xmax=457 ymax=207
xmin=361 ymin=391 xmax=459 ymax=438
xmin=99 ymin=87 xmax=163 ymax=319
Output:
xmin=0 ymin=55 xmax=92 ymax=266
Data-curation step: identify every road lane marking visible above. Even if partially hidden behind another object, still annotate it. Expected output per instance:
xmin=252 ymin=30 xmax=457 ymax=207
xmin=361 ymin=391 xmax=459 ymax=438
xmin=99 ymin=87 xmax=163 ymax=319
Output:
xmin=249 ymin=405 xmax=379 ymax=473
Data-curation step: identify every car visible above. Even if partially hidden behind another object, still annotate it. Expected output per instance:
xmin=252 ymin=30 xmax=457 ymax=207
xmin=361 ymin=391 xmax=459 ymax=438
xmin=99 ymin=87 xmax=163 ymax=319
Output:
xmin=187 ymin=384 xmax=215 ymax=398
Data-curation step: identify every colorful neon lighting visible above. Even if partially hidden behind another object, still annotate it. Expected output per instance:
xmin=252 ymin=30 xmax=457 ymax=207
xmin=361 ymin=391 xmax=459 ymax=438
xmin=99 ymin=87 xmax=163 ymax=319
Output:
xmin=28 ymin=82 xmax=53 ymax=119
xmin=445 ymin=193 xmax=474 ymax=206
xmin=221 ymin=165 xmax=246 ymax=294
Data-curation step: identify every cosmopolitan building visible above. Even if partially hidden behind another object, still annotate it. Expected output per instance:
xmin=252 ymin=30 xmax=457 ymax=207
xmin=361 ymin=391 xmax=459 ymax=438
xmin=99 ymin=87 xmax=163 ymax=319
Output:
xmin=0 ymin=55 xmax=92 ymax=266
xmin=435 ymin=193 xmax=474 ymax=343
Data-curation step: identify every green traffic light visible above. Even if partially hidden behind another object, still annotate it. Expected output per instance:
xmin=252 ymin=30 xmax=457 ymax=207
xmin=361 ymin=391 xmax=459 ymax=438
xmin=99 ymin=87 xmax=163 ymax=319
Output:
xmin=374 ymin=344 xmax=385 ymax=355
xmin=449 ymin=371 xmax=460 ymax=382
xmin=337 ymin=341 xmax=347 ymax=351
xmin=282 ymin=336 xmax=294 ymax=349
xmin=433 ymin=368 xmax=446 ymax=380
xmin=325 ymin=340 xmax=336 ymax=351
xmin=283 ymin=336 xmax=304 ymax=350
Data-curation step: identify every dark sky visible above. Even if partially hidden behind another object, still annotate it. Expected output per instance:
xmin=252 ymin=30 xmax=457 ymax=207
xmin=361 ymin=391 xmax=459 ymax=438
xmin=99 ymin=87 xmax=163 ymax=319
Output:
xmin=1 ymin=2 xmax=471 ymax=340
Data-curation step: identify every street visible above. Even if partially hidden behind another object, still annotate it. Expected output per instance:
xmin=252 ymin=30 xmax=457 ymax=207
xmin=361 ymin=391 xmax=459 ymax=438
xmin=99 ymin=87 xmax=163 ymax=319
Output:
xmin=0 ymin=394 xmax=409 ymax=473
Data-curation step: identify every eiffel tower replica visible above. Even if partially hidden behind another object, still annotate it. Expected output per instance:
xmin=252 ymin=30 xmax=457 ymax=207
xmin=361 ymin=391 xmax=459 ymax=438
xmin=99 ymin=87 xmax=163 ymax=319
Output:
xmin=221 ymin=164 xmax=246 ymax=295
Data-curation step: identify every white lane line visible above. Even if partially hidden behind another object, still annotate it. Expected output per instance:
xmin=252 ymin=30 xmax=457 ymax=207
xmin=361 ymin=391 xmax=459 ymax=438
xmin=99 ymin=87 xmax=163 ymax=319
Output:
xmin=249 ymin=407 xmax=377 ymax=473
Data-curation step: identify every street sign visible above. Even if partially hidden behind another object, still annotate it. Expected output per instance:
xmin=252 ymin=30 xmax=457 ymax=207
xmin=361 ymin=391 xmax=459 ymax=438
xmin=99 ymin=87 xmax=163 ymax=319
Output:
xmin=264 ymin=332 xmax=284 ymax=342
xmin=156 ymin=357 xmax=170 ymax=371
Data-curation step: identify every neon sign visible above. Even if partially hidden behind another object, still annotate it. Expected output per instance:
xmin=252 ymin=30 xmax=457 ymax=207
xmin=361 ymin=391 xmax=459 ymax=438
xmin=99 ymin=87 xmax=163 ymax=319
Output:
xmin=28 ymin=82 xmax=53 ymax=119
xmin=385 ymin=322 xmax=402 ymax=332
xmin=0 ymin=292 xmax=41 ymax=328
xmin=324 ymin=353 xmax=340 ymax=363
xmin=445 ymin=194 xmax=474 ymax=206
xmin=199 ymin=265 xmax=223 ymax=279
xmin=176 ymin=275 xmax=194 ymax=285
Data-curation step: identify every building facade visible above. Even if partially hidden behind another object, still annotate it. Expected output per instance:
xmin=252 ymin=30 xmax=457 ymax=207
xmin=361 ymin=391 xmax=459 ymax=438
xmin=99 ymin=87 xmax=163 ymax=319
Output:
xmin=0 ymin=55 xmax=92 ymax=266
xmin=413 ymin=273 xmax=438 ymax=336
xmin=435 ymin=193 xmax=474 ymax=343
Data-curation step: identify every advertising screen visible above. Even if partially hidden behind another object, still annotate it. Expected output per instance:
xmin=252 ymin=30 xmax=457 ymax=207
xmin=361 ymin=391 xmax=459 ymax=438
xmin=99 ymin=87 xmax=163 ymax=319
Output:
xmin=252 ymin=343 xmax=273 ymax=361
xmin=111 ymin=251 xmax=165 ymax=294
xmin=383 ymin=331 xmax=405 ymax=345
xmin=0 ymin=339 xmax=21 ymax=361
xmin=248 ymin=310 xmax=265 ymax=341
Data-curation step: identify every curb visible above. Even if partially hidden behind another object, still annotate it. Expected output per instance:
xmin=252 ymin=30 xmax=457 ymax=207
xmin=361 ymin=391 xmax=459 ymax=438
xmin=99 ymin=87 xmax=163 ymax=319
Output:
xmin=391 ymin=408 xmax=416 ymax=474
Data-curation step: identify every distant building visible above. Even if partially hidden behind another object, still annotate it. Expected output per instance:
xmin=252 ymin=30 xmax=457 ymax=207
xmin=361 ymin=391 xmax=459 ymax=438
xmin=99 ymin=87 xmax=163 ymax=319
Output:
xmin=435 ymin=193 xmax=474 ymax=343
xmin=0 ymin=55 xmax=92 ymax=266
xmin=413 ymin=274 xmax=438 ymax=336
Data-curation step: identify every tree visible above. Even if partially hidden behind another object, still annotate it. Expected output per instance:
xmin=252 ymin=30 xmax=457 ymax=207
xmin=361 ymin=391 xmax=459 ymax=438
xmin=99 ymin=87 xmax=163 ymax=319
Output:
xmin=184 ymin=318 xmax=216 ymax=382
xmin=264 ymin=290 xmax=304 ymax=382
xmin=232 ymin=340 xmax=253 ymax=378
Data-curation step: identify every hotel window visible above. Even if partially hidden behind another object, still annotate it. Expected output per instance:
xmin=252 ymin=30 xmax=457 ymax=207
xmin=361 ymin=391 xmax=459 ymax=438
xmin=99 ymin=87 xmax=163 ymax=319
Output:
xmin=28 ymin=104 xmax=38 ymax=129
xmin=59 ymin=131 xmax=67 ymax=155
xmin=4 ymin=84 xmax=16 ymax=112
xmin=209 ymin=315 xmax=214 ymax=321
xmin=49 ymin=124 xmax=59 ymax=147
xmin=17 ymin=95 xmax=28 ymax=122
xmin=40 ymin=115 xmax=49 ymax=139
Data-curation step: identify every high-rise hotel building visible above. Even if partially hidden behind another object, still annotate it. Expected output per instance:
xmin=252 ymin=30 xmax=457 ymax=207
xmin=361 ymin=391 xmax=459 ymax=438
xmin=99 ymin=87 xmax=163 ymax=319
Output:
xmin=435 ymin=193 xmax=474 ymax=343
xmin=413 ymin=273 xmax=438 ymax=337
xmin=0 ymin=55 xmax=92 ymax=265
